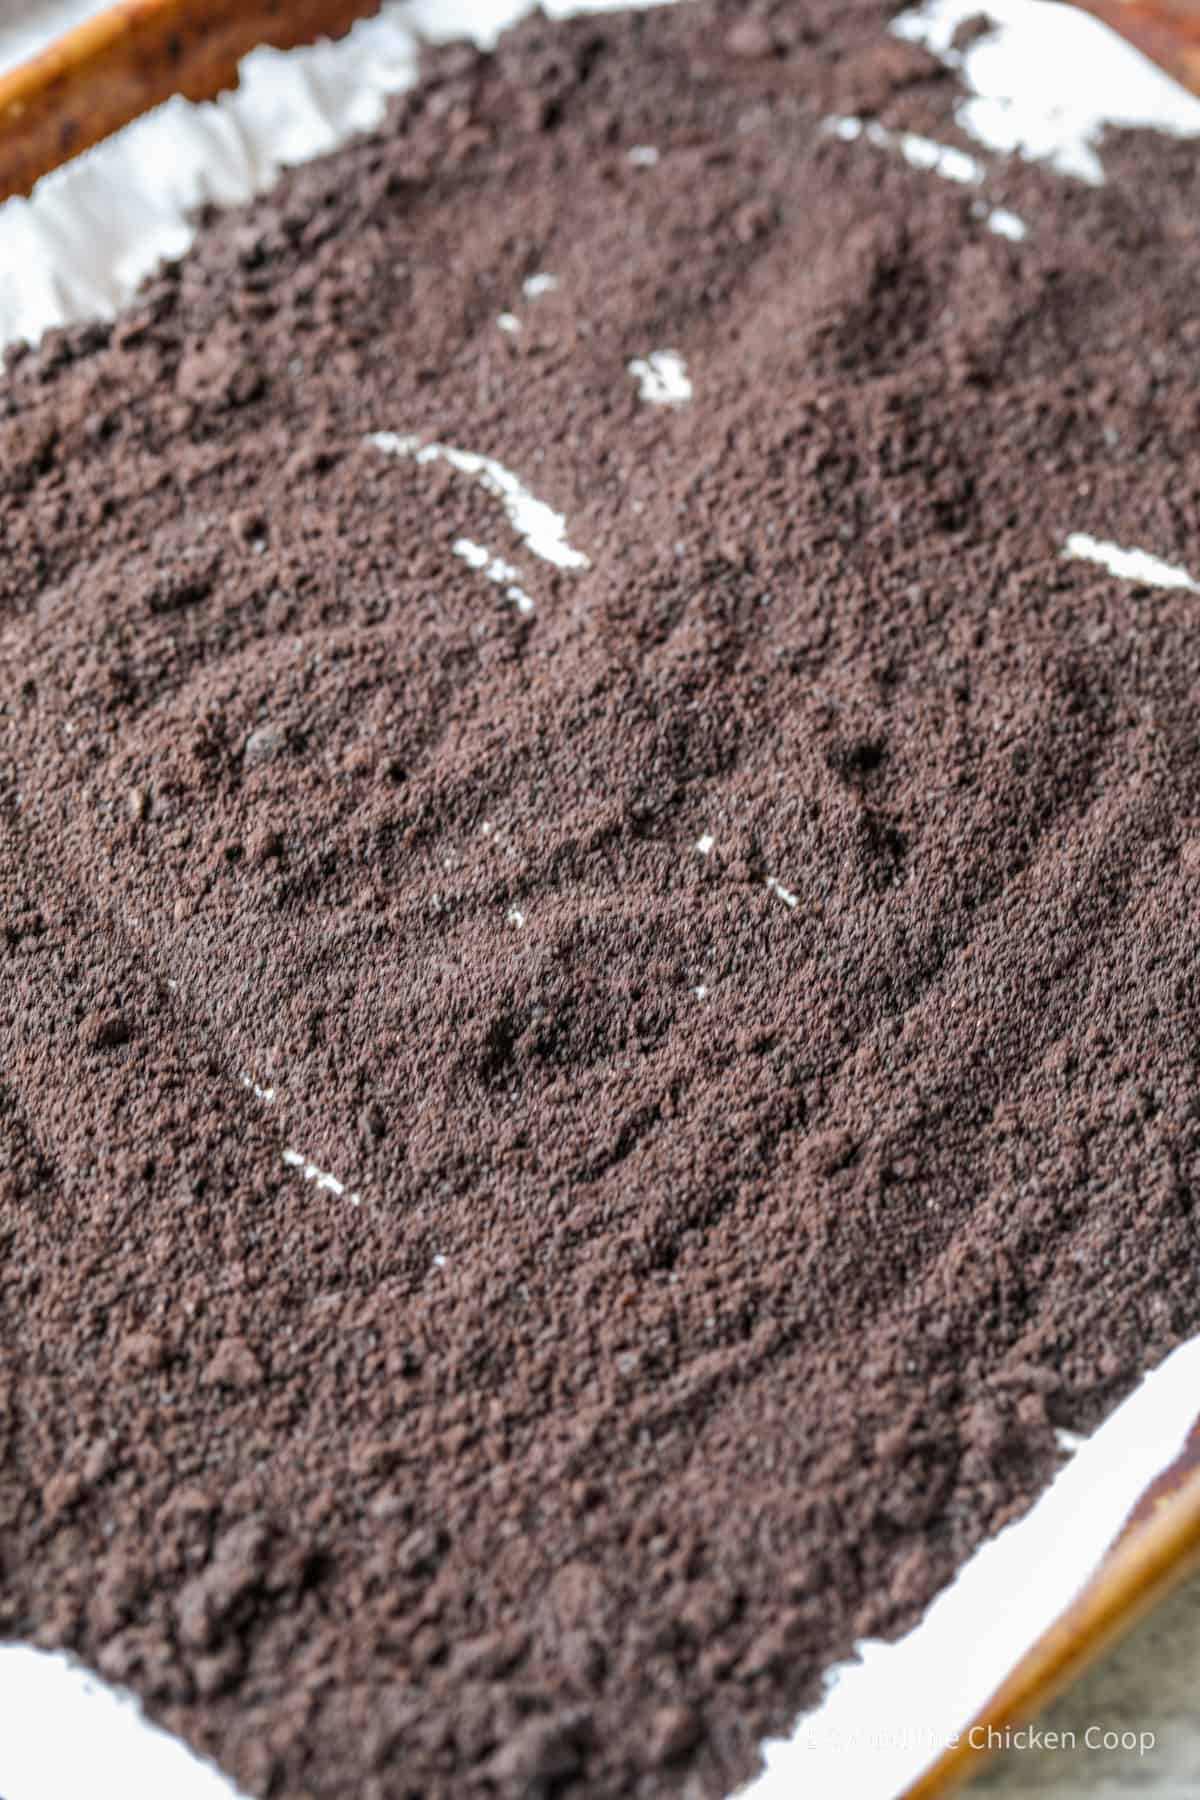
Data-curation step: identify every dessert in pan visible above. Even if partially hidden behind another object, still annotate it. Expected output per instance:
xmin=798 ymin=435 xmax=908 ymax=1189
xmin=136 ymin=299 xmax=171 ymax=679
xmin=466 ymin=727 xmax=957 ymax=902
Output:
xmin=4 ymin=3 xmax=1200 ymax=1799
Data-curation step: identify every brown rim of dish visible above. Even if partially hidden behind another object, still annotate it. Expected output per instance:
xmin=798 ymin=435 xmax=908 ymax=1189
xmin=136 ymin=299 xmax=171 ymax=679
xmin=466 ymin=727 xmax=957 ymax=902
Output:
xmin=897 ymin=1441 xmax=1200 ymax=1798
xmin=1069 ymin=0 xmax=1200 ymax=95
xmin=0 ymin=0 xmax=383 ymax=203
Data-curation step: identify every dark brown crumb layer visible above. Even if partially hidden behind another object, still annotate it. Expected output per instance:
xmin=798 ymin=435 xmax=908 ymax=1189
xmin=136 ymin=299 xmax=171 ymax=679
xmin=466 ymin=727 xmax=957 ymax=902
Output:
xmin=2 ymin=3 xmax=1200 ymax=1796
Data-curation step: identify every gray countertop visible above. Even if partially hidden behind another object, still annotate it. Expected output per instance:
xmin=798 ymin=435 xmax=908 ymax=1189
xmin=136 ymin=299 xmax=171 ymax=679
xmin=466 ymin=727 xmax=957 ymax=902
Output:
xmin=974 ymin=1572 xmax=1200 ymax=1796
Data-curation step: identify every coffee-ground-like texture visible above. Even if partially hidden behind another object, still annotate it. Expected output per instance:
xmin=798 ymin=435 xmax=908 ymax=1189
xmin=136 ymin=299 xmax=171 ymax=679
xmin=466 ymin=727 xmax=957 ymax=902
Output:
xmin=3 ymin=2 xmax=1200 ymax=1794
